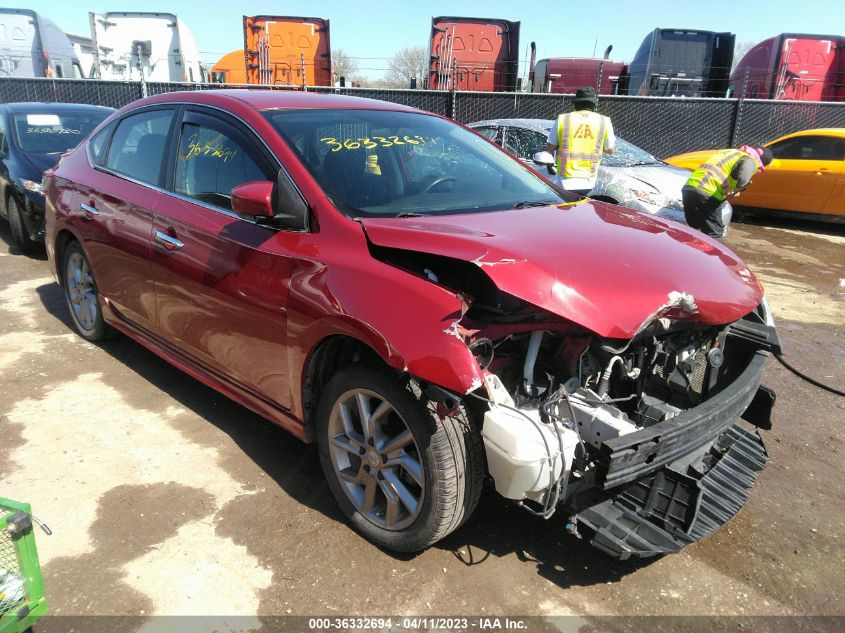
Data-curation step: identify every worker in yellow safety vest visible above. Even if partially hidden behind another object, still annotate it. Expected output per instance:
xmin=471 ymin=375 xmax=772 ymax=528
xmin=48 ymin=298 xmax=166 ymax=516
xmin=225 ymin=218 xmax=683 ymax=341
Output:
xmin=545 ymin=86 xmax=615 ymax=196
xmin=682 ymin=144 xmax=773 ymax=238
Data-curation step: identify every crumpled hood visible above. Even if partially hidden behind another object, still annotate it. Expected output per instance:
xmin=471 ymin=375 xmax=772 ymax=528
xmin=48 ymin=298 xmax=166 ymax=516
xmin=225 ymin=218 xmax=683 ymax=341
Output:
xmin=361 ymin=201 xmax=763 ymax=339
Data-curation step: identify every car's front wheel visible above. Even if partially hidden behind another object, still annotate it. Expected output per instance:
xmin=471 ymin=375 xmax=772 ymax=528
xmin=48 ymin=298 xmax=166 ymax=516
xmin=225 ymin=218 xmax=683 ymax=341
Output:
xmin=317 ymin=364 xmax=484 ymax=552
xmin=63 ymin=241 xmax=109 ymax=341
xmin=7 ymin=196 xmax=38 ymax=253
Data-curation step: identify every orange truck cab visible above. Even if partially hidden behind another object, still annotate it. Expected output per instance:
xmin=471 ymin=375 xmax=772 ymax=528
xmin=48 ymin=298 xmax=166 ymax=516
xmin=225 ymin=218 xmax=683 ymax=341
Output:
xmin=211 ymin=15 xmax=331 ymax=86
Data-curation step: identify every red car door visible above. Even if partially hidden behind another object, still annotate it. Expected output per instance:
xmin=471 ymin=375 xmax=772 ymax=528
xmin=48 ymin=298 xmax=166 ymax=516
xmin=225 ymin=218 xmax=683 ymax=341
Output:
xmin=150 ymin=108 xmax=294 ymax=409
xmin=75 ymin=107 xmax=177 ymax=331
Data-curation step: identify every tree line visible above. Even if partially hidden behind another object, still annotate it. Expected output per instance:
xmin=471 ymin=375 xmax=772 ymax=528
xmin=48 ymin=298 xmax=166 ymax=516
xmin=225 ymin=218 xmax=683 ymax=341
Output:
xmin=332 ymin=47 xmax=427 ymax=88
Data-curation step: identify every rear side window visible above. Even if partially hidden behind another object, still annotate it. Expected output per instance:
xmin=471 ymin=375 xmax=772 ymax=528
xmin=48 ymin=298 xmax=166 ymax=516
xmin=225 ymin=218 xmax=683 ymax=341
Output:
xmin=174 ymin=119 xmax=270 ymax=211
xmin=473 ymin=126 xmax=499 ymax=142
xmin=106 ymin=109 xmax=174 ymax=185
xmin=88 ymin=123 xmax=114 ymax=166
xmin=503 ymin=127 xmax=546 ymax=160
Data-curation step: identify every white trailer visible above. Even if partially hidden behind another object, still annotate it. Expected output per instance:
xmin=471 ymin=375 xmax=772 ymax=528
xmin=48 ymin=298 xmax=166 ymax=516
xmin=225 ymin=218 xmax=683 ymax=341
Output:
xmin=89 ymin=11 xmax=203 ymax=82
xmin=0 ymin=8 xmax=82 ymax=78
xmin=66 ymin=33 xmax=97 ymax=79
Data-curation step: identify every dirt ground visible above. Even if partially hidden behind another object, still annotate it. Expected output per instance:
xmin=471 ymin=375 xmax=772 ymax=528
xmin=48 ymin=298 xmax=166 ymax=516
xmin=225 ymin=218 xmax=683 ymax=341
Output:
xmin=1 ymin=214 xmax=843 ymax=631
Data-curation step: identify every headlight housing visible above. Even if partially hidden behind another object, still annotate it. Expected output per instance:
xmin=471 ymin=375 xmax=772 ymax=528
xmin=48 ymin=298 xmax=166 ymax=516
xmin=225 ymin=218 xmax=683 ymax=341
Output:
xmin=628 ymin=187 xmax=663 ymax=207
xmin=758 ymin=295 xmax=775 ymax=327
xmin=21 ymin=179 xmax=44 ymax=196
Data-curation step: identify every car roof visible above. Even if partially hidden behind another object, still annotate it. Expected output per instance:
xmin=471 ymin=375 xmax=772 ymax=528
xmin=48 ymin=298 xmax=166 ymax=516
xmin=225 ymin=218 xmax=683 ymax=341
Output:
xmin=469 ymin=118 xmax=554 ymax=132
xmin=1 ymin=102 xmax=115 ymax=114
xmin=137 ymin=89 xmax=422 ymax=113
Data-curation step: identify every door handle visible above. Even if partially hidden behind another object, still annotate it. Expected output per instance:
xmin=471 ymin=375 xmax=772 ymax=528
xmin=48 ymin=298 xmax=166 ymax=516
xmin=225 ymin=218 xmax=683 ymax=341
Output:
xmin=154 ymin=230 xmax=184 ymax=251
xmin=79 ymin=202 xmax=99 ymax=220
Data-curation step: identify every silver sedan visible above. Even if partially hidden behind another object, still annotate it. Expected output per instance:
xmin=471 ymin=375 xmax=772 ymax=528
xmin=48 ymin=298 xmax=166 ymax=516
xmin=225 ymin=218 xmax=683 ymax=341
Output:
xmin=468 ymin=118 xmax=733 ymax=235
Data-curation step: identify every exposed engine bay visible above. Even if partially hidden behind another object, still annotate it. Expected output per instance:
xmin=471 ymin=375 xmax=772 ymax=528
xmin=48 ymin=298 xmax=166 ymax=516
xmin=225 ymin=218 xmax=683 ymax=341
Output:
xmin=473 ymin=317 xmax=735 ymax=505
xmin=466 ymin=294 xmax=777 ymax=557
xmin=371 ymin=242 xmax=778 ymax=558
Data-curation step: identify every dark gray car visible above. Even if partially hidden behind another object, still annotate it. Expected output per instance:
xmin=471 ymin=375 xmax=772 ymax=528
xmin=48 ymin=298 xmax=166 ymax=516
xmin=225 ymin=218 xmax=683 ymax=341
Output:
xmin=0 ymin=102 xmax=113 ymax=251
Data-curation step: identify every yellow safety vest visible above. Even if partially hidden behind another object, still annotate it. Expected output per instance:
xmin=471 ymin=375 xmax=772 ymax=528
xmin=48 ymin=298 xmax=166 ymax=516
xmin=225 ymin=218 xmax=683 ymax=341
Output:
xmin=556 ymin=110 xmax=609 ymax=179
xmin=685 ymin=149 xmax=749 ymax=201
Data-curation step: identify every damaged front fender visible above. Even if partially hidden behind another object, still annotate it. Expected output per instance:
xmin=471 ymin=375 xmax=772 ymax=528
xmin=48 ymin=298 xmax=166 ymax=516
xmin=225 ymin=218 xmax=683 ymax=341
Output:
xmin=293 ymin=253 xmax=484 ymax=397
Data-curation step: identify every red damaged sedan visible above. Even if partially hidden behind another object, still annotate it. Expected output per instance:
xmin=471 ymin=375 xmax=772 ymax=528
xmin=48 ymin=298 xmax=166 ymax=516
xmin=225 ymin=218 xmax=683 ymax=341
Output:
xmin=44 ymin=91 xmax=778 ymax=559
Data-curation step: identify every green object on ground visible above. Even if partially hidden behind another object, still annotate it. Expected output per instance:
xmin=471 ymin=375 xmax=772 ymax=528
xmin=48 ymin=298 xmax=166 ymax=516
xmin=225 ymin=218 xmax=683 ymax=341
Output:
xmin=0 ymin=498 xmax=48 ymax=633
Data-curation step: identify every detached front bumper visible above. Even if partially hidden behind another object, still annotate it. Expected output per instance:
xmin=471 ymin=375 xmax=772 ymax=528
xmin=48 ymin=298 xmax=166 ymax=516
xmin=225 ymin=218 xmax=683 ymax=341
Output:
xmin=576 ymin=424 xmax=767 ymax=559
xmin=569 ymin=339 xmax=774 ymax=559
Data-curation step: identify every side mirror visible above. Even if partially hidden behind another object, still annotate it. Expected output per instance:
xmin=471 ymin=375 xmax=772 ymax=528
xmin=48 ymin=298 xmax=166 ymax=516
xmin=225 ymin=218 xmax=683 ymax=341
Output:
xmin=231 ymin=181 xmax=274 ymax=218
xmin=231 ymin=171 xmax=310 ymax=231
xmin=532 ymin=151 xmax=557 ymax=176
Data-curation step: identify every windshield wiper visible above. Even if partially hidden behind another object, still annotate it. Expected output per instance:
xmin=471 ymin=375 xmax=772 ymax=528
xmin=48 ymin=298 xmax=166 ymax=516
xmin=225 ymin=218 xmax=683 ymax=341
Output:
xmin=395 ymin=211 xmax=424 ymax=218
xmin=511 ymin=200 xmax=558 ymax=209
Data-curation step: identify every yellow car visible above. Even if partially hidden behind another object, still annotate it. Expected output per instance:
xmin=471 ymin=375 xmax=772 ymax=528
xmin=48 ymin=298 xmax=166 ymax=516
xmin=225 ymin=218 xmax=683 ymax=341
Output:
xmin=665 ymin=128 xmax=845 ymax=220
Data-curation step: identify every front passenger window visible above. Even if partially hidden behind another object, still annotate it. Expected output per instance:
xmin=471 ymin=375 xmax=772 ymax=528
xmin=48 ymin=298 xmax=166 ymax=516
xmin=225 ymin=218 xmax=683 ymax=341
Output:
xmin=174 ymin=122 xmax=269 ymax=211
xmin=769 ymin=136 xmax=845 ymax=161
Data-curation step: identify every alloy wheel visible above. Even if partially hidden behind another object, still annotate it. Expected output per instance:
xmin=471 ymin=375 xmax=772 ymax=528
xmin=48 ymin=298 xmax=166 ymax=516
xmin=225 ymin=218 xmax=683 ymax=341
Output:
xmin=327 ymin=388 xmax=425 ymax=531
xmin=66 ymin=251 xmax=99 ymax=332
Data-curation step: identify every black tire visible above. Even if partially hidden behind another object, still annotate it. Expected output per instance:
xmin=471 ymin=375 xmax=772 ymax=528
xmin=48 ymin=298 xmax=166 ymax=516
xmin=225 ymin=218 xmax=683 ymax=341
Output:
xmin=7 ymin=196 xmax=37 ymax=253
xmin=62 ymin=241 xmax=110 ymax=342
xmin=317 ymin=363 xmax=484 ymax=552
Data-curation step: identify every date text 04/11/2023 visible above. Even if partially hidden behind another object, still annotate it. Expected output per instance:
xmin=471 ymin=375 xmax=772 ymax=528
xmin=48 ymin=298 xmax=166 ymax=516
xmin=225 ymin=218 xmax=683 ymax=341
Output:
xmin=307 ymin=617 xmax=528 ymax=630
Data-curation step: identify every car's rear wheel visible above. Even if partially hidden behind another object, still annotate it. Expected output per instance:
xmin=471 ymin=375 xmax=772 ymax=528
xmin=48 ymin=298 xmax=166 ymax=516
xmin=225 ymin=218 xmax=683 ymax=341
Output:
xmin=317 ymin=364 xmax=484 ymax=552
xmin=63 ymin=241 xmax=109 ymax=341
xmin=7 ymin=196 xmax=37 ymax=253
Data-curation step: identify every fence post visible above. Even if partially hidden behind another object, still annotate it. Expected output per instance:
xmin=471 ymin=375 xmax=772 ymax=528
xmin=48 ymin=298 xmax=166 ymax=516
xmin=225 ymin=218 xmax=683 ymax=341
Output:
xmin=139 ymin=78 xmax=148 ymax=99
xmin=729 ymin=69 xmax=750 ymax=147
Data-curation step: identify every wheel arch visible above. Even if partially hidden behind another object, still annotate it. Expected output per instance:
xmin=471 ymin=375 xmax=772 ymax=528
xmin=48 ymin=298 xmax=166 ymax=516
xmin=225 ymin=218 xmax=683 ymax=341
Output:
xmin=53 ymin=228 xmax=82 ymax=286
xmin=300 ymin=333 xmax=386 ymax=442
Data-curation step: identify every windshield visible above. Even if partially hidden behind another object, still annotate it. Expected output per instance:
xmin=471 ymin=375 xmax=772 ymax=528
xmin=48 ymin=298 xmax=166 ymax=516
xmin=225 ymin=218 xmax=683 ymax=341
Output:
xmin=264 ymin=109 xmax=570 ymax=218
xmin=12 ymin=110 xmax=110 ymax=154
xmin=601 ymin=138 xmax=662 ymax=167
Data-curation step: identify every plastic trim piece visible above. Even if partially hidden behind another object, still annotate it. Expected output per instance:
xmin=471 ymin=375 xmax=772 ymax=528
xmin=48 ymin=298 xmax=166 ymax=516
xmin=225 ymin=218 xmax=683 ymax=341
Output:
xmin=576 ymin=424 xmax=767 ymax=560
xmin=597 ymin=350 xmax=769 ymax=490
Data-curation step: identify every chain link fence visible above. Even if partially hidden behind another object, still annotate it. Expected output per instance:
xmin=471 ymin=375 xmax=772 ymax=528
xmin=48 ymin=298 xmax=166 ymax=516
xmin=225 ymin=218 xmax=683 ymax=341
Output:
xmin=2 ymin=77 xmax=844 ymax=158
xmin=733 ymin=98 xmax=845 ymax=147
xmin=451 ymin=92 xmax=744 ymax=156
xmin=0 ymin=77 xmax=139 ymax=109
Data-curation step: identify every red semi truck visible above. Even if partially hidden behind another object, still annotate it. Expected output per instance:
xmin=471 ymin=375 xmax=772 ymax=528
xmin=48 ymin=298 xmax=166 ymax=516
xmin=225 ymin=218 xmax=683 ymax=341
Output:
xmin=729 ymin=34 xmax=845 ymax=101
xmin=529 ymin=44 xmax=627 ymax=94
xmin=429 ymin=16 xmax=520 ymax=91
